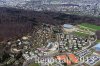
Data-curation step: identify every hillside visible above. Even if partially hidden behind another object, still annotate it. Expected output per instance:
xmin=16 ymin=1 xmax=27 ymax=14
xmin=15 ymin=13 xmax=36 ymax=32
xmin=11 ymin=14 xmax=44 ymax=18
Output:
xmin=0 ymin=7 xmax=100 ymax=41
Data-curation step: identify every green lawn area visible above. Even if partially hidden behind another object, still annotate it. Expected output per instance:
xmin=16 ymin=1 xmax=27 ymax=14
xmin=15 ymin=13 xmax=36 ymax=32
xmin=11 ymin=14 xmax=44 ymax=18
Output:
xmin=74 ymin=32 xmax=89 ymax=37
xmin=29 ymin=63 xmax=40 ymax=66
xmin=96 ymin=40 xmax=100 ymax=43
xmin=78 ymin=25 xmax=96 ymax=32
xmin=80 ymin=23 xmax=100 ymax=30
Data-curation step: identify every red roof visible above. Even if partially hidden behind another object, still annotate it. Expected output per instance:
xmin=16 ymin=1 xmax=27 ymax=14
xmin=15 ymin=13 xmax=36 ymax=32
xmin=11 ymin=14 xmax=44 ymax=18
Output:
xmin=56 ymin=55 xmax=71 ymax=65
xmin=68 ymin=54 xmax=79 ymax=63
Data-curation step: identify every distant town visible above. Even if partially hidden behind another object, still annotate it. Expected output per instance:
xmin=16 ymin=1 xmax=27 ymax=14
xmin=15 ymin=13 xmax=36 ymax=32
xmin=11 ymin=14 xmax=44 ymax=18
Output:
xmin=0 ymin=22 xmax=100 ymax=66
xmin=1 ymin=0 xmax=100 ymax=16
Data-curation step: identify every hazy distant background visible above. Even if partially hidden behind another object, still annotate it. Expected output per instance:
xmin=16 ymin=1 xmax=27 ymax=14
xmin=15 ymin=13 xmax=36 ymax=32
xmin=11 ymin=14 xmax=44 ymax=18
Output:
xmin=0 ymin=0 xmax=100 ymax=16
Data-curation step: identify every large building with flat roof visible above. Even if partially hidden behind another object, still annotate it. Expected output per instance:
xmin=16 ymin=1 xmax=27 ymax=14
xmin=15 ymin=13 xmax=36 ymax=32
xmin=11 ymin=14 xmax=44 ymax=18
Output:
xmin=63 ymin=24 xmax=76 ymax=33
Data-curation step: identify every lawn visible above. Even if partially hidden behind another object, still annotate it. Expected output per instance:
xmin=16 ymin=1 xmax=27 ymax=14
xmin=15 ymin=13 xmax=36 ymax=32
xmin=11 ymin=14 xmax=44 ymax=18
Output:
xmin=80 ymin=23 xmax=100 ymax=30
xmin=96 ymin=40 xmax=100 ymax=43
xmin=78 ymin=25 xmax=96 ymax=32
xmin=29 ymin=63 xmax=40 ymax=66
xmin=74 ymin=32 xmax=89 ymax=37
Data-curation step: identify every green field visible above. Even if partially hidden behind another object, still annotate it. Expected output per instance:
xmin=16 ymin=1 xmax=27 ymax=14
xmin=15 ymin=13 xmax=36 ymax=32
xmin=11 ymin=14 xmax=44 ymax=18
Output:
xmin=74 ymin=32 xmax=89 ymax=37
xmin=29 ymin=63 xmax=39 ymax=66
xmin=78 ymin=25 xmax=96 ymax=32
xmin=80 ymin=23 xmax=100 ymax=30
xmin=96 ymin=40 xmax=100 ymax=43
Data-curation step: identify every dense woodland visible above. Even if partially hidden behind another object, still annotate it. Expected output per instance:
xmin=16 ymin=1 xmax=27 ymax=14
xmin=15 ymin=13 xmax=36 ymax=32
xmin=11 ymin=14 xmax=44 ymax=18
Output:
xmin=0 ymin=7 xmax=100 ymax=41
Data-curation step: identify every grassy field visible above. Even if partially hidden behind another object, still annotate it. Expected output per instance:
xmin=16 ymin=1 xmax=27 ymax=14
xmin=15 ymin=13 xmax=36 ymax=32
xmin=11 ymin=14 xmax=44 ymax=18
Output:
xmin=29 ymin=63 xmax=39 ymax=66
xmin=80 ymin=23 xmax=100 ymax=30
xmin=78 ymin=25 xmax=96 ymax=32
xmin=96 ymin=40 xmax=100 ymax=43
xmin=74 ymin=32 xmax=89 ymax=37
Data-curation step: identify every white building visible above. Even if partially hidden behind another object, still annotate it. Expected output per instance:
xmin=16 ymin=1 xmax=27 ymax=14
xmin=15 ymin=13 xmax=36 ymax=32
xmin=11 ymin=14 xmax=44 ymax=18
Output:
xmin=63 ymin=24 xmax=76 ymax=33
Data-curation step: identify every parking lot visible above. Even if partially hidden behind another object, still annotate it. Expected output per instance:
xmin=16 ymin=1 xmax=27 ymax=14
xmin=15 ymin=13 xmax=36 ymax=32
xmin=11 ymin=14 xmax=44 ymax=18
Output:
xmin=76 ymin=49 xmax=91 ymax=57
xmin=85 ymin=55 xmax=100 ymax=66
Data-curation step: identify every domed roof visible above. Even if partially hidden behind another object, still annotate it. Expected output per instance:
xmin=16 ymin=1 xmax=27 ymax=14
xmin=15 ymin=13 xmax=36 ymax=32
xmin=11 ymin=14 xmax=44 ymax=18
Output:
xmin=63 ymin=24 xmax=73 ymax=29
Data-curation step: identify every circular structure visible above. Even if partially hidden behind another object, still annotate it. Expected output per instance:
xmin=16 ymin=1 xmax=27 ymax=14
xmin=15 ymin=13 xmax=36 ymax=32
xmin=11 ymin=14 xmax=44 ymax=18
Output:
xmin=63 ymin=24 xmax=76 ymax=33
xmin=63 ymin=24 xmax=73 ymax=29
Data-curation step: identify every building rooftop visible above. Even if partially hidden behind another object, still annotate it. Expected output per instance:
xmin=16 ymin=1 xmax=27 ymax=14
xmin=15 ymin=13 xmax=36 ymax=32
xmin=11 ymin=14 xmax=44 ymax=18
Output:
xmin=68 ymin=54 xmax=79 ymax=63
xmin=56 ymin=55 xmax=71 ymax=65
xmin=63 ymin=24 xmax=73 ymax=29
xmin=56 ymin=55 xmax=66 ymax=60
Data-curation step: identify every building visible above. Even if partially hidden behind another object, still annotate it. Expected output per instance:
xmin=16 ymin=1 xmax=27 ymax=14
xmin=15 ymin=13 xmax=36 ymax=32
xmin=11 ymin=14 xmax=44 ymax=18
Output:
xmin=22 ymin=51 xmax=36 ymax=61
xmin=37 ymin=48 xmax=48 ymax=52
xmin=47 ymin=42 xmax=59 ymax=51
xmin=56 ymin=55 xmax=71 ymax=65
xmin=63 ymin=24 xmax=73 ymax=29
xmin=63 ymin=24 xmax=76 ymax=33
xmin=67 ymin=54 xmax=79 ymax=63
xmin=94 ymin=43 xmax=100 ymax=51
